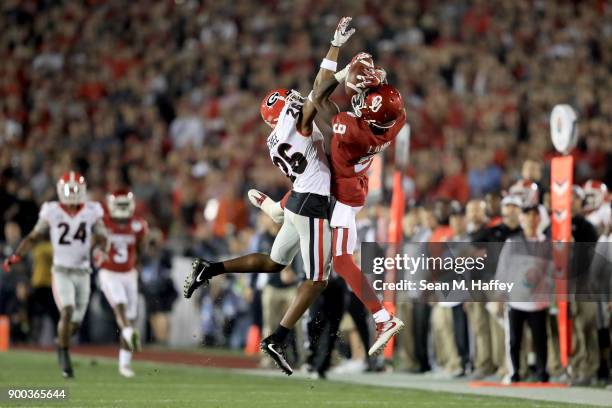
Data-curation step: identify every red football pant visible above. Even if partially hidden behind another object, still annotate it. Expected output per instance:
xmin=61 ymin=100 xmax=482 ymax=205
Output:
xmin=332 ymin=228 xmax=383 ymax=315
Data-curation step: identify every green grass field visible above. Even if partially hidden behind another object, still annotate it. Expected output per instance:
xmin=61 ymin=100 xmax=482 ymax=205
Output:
xmin=0 ymin=351 xmax=591 ymax=407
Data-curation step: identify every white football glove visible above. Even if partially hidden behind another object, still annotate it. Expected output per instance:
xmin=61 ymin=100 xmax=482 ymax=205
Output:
xmin=248 ymin=189 xmax=284 ymax=224
xmin=331 ymin=17 xmax=356 ymax=47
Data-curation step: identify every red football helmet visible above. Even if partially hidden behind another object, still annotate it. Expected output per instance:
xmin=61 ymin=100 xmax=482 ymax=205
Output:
xmin=57 ymin=171 xmax=87 ymax=205
xmin=583 ymin=179 xmax=608 ymax=211
xmin=107 ymin=189 xmax=135 ymax=219
xmin=260 ymin=89 xmax=290 ymax=128
xmin=351 ymin=84 xmax=404 ymax=129
xmin=509 ymin=179 xmax=539 ymax=208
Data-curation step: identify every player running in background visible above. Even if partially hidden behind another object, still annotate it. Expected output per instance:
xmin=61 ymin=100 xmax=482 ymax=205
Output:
xmin=100 ymin=189 xmax=148 ymax=378
xmin=253 ymin=52 xmax=406 ymax=356
xmin=3 ymin=172 xmax=108 ymax=378
xmin=183 ymin=17 xmax=358 ymax=375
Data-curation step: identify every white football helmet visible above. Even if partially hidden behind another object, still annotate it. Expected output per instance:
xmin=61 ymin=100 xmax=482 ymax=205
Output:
xmin=56 ymin=171 xmax=87 ymax=205
xmin=107 ymin=190 xmax=135 ymax=219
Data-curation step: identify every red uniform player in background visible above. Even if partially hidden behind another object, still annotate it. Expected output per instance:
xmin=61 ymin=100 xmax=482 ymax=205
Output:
xmin=99 ymin=189 xmax=148 ymax=378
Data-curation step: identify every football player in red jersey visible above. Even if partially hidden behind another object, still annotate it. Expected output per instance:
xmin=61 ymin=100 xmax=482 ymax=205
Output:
xmin=99 ymin=189 xmax=148 ymax=378
xmin=253 ymin=53 xmax=407 ymax=355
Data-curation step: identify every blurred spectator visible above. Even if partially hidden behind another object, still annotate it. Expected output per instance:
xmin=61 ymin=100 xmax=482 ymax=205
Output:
xmin=28 ymin=240 xmax=58 ymax=345
xmin=140 ymin=229 xmax=177 ymax=344
xmin=7 ymin=280 xmax=30 ymax=343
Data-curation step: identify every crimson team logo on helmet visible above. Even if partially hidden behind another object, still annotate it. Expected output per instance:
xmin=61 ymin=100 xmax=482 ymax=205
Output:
xmin=509 ymin=179 xmax=539 ymax=208
xmin=351 ymin=84 xmax=404 ymax=129
xmin=57 ymin=171 xmax=87 ymax=205
xmin=583 ymin=179 xmax=608 ymax=212
xmin=107 ymin=189 xmax=135 ymax=219
xmin=260 ymin=89 xmax=290 ymax=128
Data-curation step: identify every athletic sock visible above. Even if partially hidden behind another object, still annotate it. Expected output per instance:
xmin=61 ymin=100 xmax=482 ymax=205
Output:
xmin=333 ymin=254 xmax=384 ymax=315
xmin=209 ymin=262 xmax=226 ymax=277
xmin=373 ymin=308 xmax=391 ymax=324
xmin=58 ymin=347 xmax=72 ymax=370
xmin=119 ymin=349 xmax=132 ymax=368
xmin=270 ymin=325 xmax=290 ymax=344
xmin=121 ymin=326 xmax=134 ymax=345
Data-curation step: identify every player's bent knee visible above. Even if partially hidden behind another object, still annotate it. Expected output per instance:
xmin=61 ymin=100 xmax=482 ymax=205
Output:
xmin=312 ymin=280 xmax=328 ymax=290
xmin=263 ymin=257 xmax=286 ymax=272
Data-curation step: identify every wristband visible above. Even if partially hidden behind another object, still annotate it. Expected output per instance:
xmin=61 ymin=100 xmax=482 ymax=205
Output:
xmin=320 ymin=58 xmax=337 ymax=72
xmin=334 ymin=64 xmax=350 ymax=83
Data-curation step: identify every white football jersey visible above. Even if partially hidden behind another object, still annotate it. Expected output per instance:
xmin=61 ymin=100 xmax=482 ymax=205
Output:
xmin=267 ymin=99 xmax=330 ymax=196
xmin=36 ymin=201 xmax=105 ymax=270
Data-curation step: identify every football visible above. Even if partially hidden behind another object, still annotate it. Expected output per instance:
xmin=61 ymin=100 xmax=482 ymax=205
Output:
xmin=345 ymin=52 xmax=375 ymax=97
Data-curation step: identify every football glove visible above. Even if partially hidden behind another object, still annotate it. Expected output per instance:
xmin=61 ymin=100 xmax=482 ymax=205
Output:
xmin=92 ymin=247 xmax=107 ymax=268
xmin=248 ymin=189 xmax=284 ymax=224
xmin=331 ymin=17 xmax=356 ymax=47
xmin=2 ymin=254 xmax=21 ymax=272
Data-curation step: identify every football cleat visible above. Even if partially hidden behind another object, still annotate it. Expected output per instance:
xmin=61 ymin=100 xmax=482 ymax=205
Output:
xmin=260 ymin=336 xmax=293 ymax=376
xmin=368 ymin=316 xmax=405 ymax=356
xmin=247 ymin=189 xmax=284 ymax=224
xmin=119 ymin=366 xmax=135 ymax=378
xmin=183 ymin=258 xmax=212 ymax=299
xmin=57 ymin=347 xmax=74 ymax=379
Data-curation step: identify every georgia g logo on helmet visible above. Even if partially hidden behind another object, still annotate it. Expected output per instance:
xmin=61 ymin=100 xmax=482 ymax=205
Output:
xmin=266 ymin=92 xmax=280 ymax=107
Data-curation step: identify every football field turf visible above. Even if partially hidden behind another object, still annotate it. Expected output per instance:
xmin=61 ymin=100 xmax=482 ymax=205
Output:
xmin=0 ymin=350 xmax=593 ymax=408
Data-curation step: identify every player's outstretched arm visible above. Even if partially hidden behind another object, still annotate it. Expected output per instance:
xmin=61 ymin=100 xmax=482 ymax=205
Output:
xmin=2 ymin=228 xmax=45 ymax=272
xmin=298 ymin=16 xmax=355 ymax=134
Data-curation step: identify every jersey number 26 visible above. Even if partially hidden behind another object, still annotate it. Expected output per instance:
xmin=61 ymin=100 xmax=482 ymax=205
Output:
xmin=272 ymin=143 xmax=307 ymax=181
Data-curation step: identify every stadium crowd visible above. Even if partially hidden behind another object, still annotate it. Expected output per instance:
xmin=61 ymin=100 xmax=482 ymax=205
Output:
xmin=1 ymin=0 xmax=611 ymax=385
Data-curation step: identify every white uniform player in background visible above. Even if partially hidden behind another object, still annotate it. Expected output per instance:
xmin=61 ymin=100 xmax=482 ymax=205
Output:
xmin=183 ymin=17 xmax=360 ymax=376
xmin=3 ymin=171 xmax=108 ymax=378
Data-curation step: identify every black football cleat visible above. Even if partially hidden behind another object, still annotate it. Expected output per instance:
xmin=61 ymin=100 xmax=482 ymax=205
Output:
xmin=183 ymin=258 xmax=213 ymax=299
xmin=260 ymin=336 xmax=293 ymax=376
xmin=62 ymin=368 xmax=74 ymax=379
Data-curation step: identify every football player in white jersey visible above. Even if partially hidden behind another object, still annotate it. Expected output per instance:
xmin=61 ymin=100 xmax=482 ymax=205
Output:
xmin=183 ymin=17 xmax=358 ymax=375
xmin=3 ymin=171 xmax=108 ymax=378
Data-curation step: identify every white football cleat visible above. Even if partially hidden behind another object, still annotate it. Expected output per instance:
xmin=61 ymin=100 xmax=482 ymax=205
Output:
xmin=119 ymin=366 xmax=135 ymax=378
xmin=247 ymin=189 xmax=284 ymax=224
xmin=368 ymin=316 xmax=405 ymax=356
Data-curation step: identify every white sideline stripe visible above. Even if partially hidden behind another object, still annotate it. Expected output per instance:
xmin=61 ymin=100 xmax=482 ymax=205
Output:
xmin=237 ymin=369 xmax=612 ymax=407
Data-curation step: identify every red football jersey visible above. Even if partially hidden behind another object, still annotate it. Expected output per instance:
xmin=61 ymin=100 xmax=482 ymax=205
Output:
xmin=330 ymin=111 xmax=406 ymax=206
xmin=101 ymin=216 xmax=148 ymax=272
